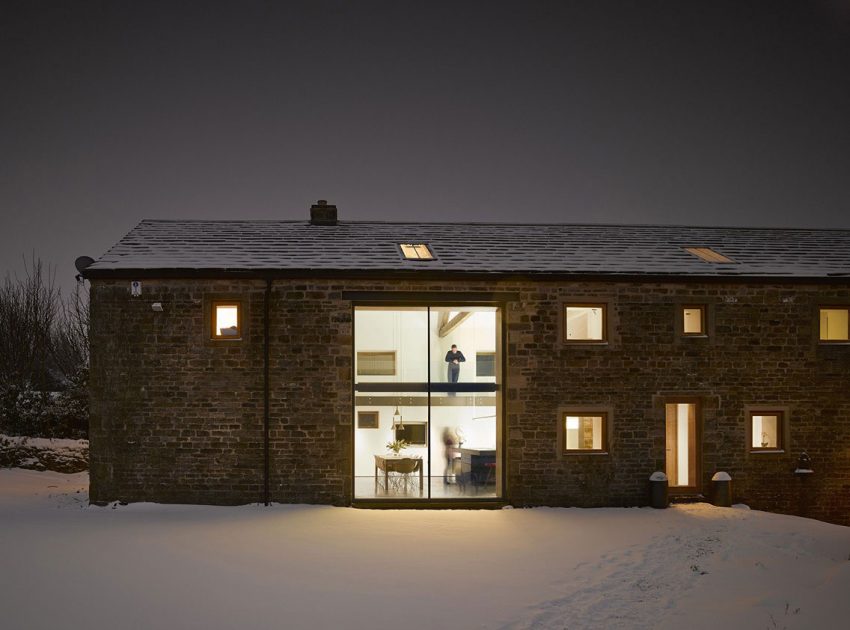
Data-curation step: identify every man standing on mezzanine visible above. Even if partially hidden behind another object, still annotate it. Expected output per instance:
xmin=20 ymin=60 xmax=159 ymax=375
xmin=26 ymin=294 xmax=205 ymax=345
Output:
xmin=445 ymin=344 xmax=466 ymax=396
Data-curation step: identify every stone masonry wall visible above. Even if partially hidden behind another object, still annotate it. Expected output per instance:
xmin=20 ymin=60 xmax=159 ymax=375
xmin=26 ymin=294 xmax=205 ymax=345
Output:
xmin=89 ymin=280 xmax=266 ymax=504
xmin=89 ymin=278 xmax=850 ymax=524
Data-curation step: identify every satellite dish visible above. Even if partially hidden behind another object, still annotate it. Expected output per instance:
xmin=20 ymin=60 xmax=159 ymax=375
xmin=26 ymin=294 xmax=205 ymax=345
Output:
xmin=74 ymin=256 xmax=95 ymax=273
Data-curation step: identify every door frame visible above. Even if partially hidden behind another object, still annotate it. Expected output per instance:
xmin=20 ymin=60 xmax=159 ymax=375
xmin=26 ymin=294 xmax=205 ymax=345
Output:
xmin=664 ymin=397 xmax=702 ymax=494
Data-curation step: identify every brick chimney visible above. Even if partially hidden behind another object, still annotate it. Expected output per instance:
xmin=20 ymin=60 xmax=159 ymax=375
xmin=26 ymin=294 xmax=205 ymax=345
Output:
xmin=309 ymin=199 xmax=338 ymax=225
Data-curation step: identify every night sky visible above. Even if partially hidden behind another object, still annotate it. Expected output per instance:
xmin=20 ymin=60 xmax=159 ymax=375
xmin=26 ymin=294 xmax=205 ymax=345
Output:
xmin=2 ymin=1 xmax=850 ymax=291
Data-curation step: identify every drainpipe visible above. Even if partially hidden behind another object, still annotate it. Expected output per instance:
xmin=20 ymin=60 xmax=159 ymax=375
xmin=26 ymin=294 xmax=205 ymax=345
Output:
xmin=263 ymin=278 xmax=272 ymax=506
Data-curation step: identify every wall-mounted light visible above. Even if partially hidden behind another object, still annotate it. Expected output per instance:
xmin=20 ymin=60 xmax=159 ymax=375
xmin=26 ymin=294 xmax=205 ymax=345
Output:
xmin=152 ymin=302 xmax=163 ymax=312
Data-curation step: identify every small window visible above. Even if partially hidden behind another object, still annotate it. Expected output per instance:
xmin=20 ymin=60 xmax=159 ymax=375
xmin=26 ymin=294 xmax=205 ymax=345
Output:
xmin=357 ymin=351 xmax=397 ymax=376
xmin=399 ymin=243 xmax=434 ymax=260
xmin=357 ymin=411 xmax=380 ymax=429
xmin=682 ymin=305 xmax=706 ymax=336
xmin=750 ymin=411 xmax=784 ymax=451
xmin=564 ymin=413 xmax=607 ymax=452
xmin=476 ymin=351 xmax=496 ymax=377
xmin=819 ymin=307 xmax=849 ymax=342
xmin=684 ymin=247 xmax=736 ymax=264
xmin=211 ymin=302 xmax=241 ymax=339
xmin=565 ymin=304 xmax=606 ymax=342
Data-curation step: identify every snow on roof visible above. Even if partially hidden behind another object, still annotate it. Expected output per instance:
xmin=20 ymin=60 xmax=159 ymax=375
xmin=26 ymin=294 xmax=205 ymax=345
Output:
xmin=83 ymin=219 xmax=850 ymax=279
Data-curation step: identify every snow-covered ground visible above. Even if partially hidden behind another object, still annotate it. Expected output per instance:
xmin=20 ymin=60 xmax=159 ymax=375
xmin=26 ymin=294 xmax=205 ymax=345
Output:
xmin=0 ymin=434 xmax=88 ymax=472
xmin=1 ymin=469 xmax=848 ymax=630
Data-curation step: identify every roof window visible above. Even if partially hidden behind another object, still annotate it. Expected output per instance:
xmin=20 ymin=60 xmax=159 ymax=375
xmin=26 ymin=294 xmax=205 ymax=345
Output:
xmin=399 ymin=243 xmax=435 ymax=260
xmin=684 ymin=247 xmax=736 ymax=264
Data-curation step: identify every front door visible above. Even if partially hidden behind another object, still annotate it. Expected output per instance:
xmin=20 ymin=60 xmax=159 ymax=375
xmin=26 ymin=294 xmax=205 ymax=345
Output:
xmin=665 ymin=401 xmax=701 ymax=493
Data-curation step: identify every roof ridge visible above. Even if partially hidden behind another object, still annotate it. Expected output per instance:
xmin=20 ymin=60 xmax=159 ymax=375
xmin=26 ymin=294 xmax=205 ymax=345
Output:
xmin=134 ymin=218 xmax=850 ymax=232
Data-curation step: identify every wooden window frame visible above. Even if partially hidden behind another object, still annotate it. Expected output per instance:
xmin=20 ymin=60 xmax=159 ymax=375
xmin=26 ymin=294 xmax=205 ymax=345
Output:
xmin=398 ymin=243 xmax=436 ymax=261
xmin=747 ymin=409 xmax=786 ymax=453
xmin=357 ymin=411 xmax=380 ymax=429
xmin=681 ymin=304 xmax=707 ymax=337
xmin=210 ymin=301 xmax=243 ymax=341
xmin=356 ymin=351 xmax=397 ymax=376
xmin=818 ymin=306 xmax=850 ymax=344
xmin=564 ymin=303 xmax=608 ymax=344
xmin=562 ymin=411 xmax=609 ymax=454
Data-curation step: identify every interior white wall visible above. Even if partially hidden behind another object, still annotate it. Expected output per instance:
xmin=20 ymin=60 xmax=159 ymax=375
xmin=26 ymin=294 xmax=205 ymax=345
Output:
xmin=355 ymin=309 xmax=429 ymax=382
xmin=354 ymin=404 xmax=430 ymax=477
xmin=752 ymin=415 xmax=779 ymax=448
xmin=565 ymin=415 xmax=603 ymax=450
xmin=353 ymin=402 xmax=497 ymax=477
xmin=353 ymin=308 xmax=498 ymax=478
xmin=566 ymin=307 xmax=603 ymax=340
xmin=676 ymin=403 xmax=689 ymax=486
xmin=428 ymin=309 xmax=497 ymax=384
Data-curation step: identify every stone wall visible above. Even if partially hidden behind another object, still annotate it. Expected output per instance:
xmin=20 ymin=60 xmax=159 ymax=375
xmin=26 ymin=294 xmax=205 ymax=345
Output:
xmin=89 ymin=277 xmax=850 ymax=524
xmin=89 ymin=280 xmax=266 ymax=504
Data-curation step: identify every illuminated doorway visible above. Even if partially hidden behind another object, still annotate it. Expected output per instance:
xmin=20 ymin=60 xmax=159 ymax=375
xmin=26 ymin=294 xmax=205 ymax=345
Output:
xmin=665 ymin=401 xmax=700 ymax=493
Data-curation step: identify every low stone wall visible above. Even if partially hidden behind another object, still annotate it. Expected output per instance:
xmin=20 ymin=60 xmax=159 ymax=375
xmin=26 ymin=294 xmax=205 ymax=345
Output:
xmin=0 ymin=434 xmax=89 ymax=473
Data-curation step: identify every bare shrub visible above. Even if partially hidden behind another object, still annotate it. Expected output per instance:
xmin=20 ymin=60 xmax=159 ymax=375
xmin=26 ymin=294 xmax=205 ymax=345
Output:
xmin=0 ymin=256 xmax=89 ymax=438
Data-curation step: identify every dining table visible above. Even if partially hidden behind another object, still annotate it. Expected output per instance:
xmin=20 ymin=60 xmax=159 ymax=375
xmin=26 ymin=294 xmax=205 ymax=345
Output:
xmin=373 ymin=454 xmax=424 ymax=495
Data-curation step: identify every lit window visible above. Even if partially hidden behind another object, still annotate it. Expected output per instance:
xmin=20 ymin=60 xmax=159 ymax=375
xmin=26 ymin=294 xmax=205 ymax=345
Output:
xmin=819 ymin=307 xmax=849 ymax=342
xmin=211 ymin=302 xmax=241 ymax=339
xmin=356 ymin=351 xmax=396 ymax=376
xmin=565 ymin=304 xmax=606 ymax=342
xmin=682 ymin=305 xmax=706 ymax=335
xmin=399 ymin=243 xmax=434 ymax=260
xmin=565 ymin=413 xmax=607 ymax=452
xmin=750 ymin=411 xmax=784 ymax=451
xmin=684 ymin=247 xmax=736 ymax=264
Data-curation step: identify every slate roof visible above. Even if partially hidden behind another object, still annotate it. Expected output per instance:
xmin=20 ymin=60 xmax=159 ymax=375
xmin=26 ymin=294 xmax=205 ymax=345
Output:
xmin=83 ymin=219 xmax=850 ymax=279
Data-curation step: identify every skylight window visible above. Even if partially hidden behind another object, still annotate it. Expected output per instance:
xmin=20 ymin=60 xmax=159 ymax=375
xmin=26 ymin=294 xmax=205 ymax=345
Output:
xmin=399 ymin=243 xmax=434 ymax=260
xmin=684 ymin=247 xmax=736 ymax=264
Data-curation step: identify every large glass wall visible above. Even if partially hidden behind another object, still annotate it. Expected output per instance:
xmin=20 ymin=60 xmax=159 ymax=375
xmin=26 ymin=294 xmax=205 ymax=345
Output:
xmin=354 ymin=305 xmax=501 ymax=500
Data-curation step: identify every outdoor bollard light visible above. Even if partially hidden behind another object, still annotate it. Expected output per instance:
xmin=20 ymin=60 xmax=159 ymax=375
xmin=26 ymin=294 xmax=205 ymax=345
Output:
xmin=649 ymin=471 xmax=668 ymax=509
xmin=711 ymin=471 xmax=732 ymax=507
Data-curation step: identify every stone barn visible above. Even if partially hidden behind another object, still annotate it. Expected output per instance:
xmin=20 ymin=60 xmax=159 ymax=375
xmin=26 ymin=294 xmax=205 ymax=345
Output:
xmin=80 ymin=201 xmax=850 ymax=524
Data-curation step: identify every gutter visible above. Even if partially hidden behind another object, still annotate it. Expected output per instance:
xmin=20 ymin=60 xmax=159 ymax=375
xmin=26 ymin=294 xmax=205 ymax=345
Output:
xmin=80 ymin=267 xmax=850 ymax=285
xmin=263 ymin=278 xmax=271 ymax=506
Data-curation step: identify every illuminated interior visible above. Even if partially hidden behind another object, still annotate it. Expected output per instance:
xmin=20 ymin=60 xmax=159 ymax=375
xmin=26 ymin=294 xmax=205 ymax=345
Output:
xmin=565 ymin=414 xmax=605 ymax=451
xmin=354 ymin=305 xmax=500 ymax=499
xmin=665 ymin=403 xmax=697 ymax=488
xmin=565 ymin=305 xmax=605 ymax=341
xmin=684 ymin=247 xmax=736 ymax=263
xmin=751 ymin=413 xmax=781 ymax=449
xmin=399 ymin=243 xmax=434 ymax=260
xmin=213 ymin=304 xmax=240 ymax=338
xmin=819 ymin=308 xmax=849 ymax=341
xmin=683 ymin=306 xmax=704 ymax=335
